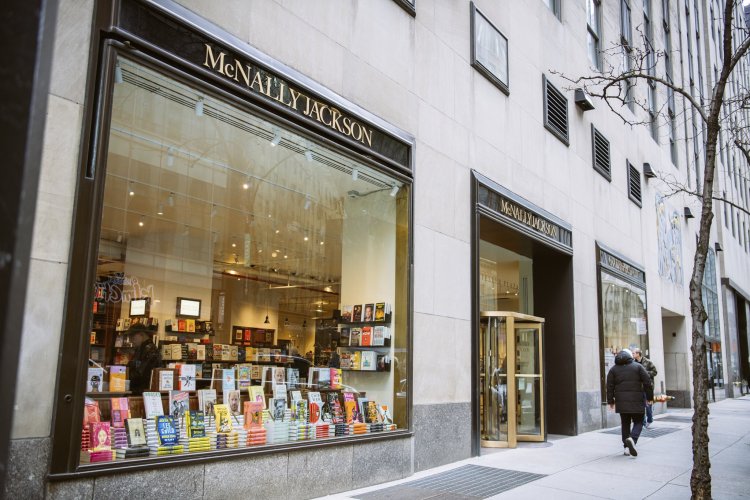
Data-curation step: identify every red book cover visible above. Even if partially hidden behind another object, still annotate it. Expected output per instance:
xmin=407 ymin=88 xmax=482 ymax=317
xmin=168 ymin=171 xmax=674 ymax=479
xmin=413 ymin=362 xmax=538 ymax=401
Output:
xmin=360 ymin=326 xmax=372 ymax=347
xmin=89 ymin=422 xmax=111 ymax=450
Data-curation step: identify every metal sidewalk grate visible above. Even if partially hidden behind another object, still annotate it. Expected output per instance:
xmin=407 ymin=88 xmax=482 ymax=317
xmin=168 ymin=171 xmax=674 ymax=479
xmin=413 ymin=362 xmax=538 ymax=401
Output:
xmin=600 ymin=425 xmax=681 ymax=438
xmin=355 ymin=465 xmax=546 ymax=499
xmin=656 ymin=415 xmax=693 ymax=423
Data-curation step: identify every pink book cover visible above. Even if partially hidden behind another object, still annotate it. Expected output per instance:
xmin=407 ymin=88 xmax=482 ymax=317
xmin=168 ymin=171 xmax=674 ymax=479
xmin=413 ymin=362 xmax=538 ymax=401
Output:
xmin=89 ymin=422 xmax=111 ymax=450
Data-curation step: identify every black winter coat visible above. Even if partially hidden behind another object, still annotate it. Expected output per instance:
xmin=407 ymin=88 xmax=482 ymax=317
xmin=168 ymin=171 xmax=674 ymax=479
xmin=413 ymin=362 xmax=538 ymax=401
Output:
xmin=606 ymin=350 xmax=654 ymax=414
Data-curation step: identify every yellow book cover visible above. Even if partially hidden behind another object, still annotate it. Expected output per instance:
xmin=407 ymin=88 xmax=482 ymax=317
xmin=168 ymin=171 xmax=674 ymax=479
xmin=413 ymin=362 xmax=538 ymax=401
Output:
xmin=187 ymin=319 xmax=196 ymax=332
xmin=109 ymin=365 xmax=127 ymax=392
xmin=248 ymin=386 xmax=266 ymax=408
xmin=213 ymin=403 xmax=232 ymax=433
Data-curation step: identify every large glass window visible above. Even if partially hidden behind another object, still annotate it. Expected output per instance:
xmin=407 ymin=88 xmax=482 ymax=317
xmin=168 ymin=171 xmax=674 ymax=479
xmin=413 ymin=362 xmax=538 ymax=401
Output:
xmin=471 ymin=2 xmax=510 ymax=95
xmin=587 ymin=0 xmax=602 ymax=70
xmin=599 ymin=271 xmax=649 ymax=392
xmin=82 ymin=56 xmax=410 ymax=464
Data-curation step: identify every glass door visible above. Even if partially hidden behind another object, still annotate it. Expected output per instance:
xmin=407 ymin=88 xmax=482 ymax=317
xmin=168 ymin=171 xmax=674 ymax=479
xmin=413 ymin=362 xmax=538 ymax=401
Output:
xmin=514 ymin=322 xmax=544 ymax=441
xmin=479 ymin=312 xmax=545 ymax=449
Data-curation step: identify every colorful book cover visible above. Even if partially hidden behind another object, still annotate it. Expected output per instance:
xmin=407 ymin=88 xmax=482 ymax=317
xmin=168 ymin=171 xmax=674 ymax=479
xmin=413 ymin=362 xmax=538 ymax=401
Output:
xmin=330 ymin=368 xmax=343 ymax=389
xmin=124 ymin=418 xmax=147 ymax=447
xmin=186 ymin=410 xmax=206 ymax=438
xmin=271 ymin=366 xmax=285 ymax=388
xmin=222 ymin=368 xmax=236 ymax=393
xmin=366 ymin=401 xmax=380 ymax=424
xmin=195 ymin=344 xmax=206 ymax=361
xmin=186 ymin=319 xmax=196 ymax=332
xmin=357 ymin=397 xmax=369 ymax=422
xmin=159 ymin=370 xmax=174 ymax=391
xmin=361 ymin=351 xmax=376 ymax=371
xmin=273 ymin=383 xmax=287 ymax=400
xmin=292 ymin=399 xmax=308 ymax=423
xmin=308 ymin=401 xmax=321 ymax=424
xmin=237 ymin=365 xmax=252 ymax=388
xmin=290 ymin=390 xmax=302 ymax=402
xmin=378 ymin=405 xmax=393 ymax=425
xmin=109 ymin=365 xmax=127 ymax=392
xmin=155 ymin=415 xmax=179 ymax=445
xmin=325 ymin=392 xmax=343 ymax=424
xmin=213 ymin=404 xmax=232 ymax=433
xmin=340 ymin=351 xmax=352 ymax=370
xmin=250 ymin=365 xmax=262 ymax=380
xmin=224 ymin=389 xmax=241 ymax=416
xmin=243 ymin=401 xmax=263 ymax=429
xmin=168 ymin=391 xmax=189 ymax=420
xmin=352 ymin=304 xmax=363 ymax=322
xmin=363 ymin=303 xmax=375 ymax=322
xmin=87 ymin=367 xmax=104 ymax=393
xmin=83 ymin=399 xmax=101 ymax=429
xmin=350 ymin=328 xmax=361 ymax=346
xmin=360 ymin=326 xmax=372 ymax=346
xmin=249 ymin=386 xmax=266 ymax=408
xmin=341 ymin=305 xmax=353 ymax=322
xmin=89 ymin=422 xmax=111 ymax=450
xmin=142 ymin=392 xmax=164 ymax=418
xmin=351 ymin=351 xmax=361 ymax=370
xmin=374 ymin=302 xmax=386 ymax=322
xmin=339 ymin=327 xmax=351 ymax=346
xmin=197 ymin=389 xmax=217 ymax=416
xmin=344 ymin=400 xmax=357 ymax=424
xmin=178 ymin=364 xmax=196 ymax=391
xmin=177 ymin=319 xmax=187 ymax=332
xmin=110 ymin=397 xmax=130 ymax=428
xmin=372 ymin=326 xmax=385 ymax=346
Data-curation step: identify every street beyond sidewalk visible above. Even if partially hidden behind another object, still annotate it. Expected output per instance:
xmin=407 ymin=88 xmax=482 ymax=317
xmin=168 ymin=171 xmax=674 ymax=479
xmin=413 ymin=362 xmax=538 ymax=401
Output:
xmin=321 ymin=396 xmax=750 ymax=499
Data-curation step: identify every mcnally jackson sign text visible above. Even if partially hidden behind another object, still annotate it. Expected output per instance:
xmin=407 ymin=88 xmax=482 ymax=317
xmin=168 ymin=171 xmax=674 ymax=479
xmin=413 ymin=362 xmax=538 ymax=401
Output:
xmin=499 ymin=199 xmax=559 ymax=240
xmin=204 ymin=44 xmax=373 ymax=147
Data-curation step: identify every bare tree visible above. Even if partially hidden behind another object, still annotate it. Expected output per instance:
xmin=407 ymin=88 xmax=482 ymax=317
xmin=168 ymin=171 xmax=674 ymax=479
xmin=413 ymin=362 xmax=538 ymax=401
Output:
xmin=555 ymin=1 xmax=750 ymax=498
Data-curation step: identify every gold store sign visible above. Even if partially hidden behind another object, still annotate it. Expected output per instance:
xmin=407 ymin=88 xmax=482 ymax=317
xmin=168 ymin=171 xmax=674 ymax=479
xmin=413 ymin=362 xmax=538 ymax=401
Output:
xmin=203 ymin=44 xmax=374 ymax=147
xmin=499 ymin=199 xmax=559 ymax=240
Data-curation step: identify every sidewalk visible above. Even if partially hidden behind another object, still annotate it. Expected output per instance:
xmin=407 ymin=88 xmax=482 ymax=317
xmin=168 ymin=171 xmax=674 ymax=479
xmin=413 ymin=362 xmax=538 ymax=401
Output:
xmin=322 ymin=396 xmax=750 ymax=499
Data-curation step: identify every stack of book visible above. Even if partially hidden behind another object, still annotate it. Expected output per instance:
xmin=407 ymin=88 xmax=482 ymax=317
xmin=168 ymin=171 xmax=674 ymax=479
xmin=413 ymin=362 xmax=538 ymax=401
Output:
xmin=287 ymin=422 xmax=312 ymax=441
xmin=215 ymin=432 xmax=239 ymax=449
xmin=80 ymin=428 xmax=90 ymax=451
xmin=112 ymin=427 xmax=128 ymax=449
xmin=351 ymin=422 xmax=368 ymax=435
xmin=265 ymin=421 xmax=289 ymax=444
xmin=146 ymin=416 xmax=184 ymax=456
xmin=369 ymin=422 xmax=384 ymax=433
xmin=246 ymin=426 xmax=267 ymax=446
xmin=80 ymin=449 xmax=116 ymax=463
xmin=115 ymin=446 xmax=149 ymax=459
xmin=334 ymin=422 xmax=350 ymax=437
xmin=186 ymin=437 xmax=211 ymax=453
xmin=315 ymin=423 xmax=333 ymax=439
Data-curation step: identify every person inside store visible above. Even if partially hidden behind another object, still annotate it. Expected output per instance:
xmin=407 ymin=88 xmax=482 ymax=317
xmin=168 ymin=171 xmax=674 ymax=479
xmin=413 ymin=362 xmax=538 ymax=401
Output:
xmin=126 ymin=324 xmax=161 ymax=395
xmin=606 ymin=348 xmax=653 ymax=457
xmin=633 ymin=347 xmax=657 ymax=428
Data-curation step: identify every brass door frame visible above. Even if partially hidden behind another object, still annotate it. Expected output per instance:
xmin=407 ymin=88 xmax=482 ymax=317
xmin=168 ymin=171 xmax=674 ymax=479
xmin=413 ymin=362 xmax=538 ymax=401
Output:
xmin=479 ymin=312 xmax=545 ymax=448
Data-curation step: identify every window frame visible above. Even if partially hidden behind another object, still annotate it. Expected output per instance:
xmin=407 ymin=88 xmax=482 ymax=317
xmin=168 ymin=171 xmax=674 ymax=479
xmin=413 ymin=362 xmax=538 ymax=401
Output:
xmin=393 ymin=0 xmax=416 ymax=17
xmin=587 ymin=0 xmax=603 ymax=70
xmin=50 ymin=1 xmax=415 ymax=477
xmin=470 ymin=2 xmax=510 ymax=95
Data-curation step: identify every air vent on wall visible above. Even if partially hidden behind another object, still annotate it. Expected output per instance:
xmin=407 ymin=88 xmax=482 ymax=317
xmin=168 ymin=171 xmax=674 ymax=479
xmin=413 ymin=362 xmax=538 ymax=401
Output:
xmin=627 ymin=161 xmax=642 ymax=207
xmin=592 ymin=125 xmax=611 ymax=181
xmin=543 ymin=75 xmax=569 ymax=145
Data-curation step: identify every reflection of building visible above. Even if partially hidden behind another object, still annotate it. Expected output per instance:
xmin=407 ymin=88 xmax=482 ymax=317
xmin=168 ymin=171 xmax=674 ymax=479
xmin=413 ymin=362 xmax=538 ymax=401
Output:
xmin=6 ymin=0 xmax=750 ymax=496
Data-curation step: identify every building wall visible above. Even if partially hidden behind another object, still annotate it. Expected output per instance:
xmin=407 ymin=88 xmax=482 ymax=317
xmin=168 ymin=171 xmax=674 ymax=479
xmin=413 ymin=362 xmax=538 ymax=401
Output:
xmin=8 ymin=0 xmax=750 ymax=497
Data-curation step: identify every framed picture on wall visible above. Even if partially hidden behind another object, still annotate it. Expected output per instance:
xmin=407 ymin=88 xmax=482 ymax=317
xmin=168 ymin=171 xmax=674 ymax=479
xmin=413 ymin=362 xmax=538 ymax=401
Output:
xmin=176 ymin=297 xmax=201 ymax=318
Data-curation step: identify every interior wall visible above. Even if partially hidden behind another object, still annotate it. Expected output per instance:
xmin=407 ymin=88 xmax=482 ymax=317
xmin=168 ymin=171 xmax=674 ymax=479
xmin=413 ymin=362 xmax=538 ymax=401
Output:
xmin=533 ymin=251 xmax=577 ymax=435
xmin=662 ymin=315 xmax=690 ymax=407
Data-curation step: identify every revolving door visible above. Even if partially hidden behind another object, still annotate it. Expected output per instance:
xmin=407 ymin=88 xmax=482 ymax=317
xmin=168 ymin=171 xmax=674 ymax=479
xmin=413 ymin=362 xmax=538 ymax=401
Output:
xmin=479 ymin=312 xmax=545 ymax=448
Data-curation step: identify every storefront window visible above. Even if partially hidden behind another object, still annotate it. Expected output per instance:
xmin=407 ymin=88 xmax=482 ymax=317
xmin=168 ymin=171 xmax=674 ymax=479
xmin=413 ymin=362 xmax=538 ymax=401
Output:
xmin=598 ymin=246 xmax=648 ymax=393
xmin=81 ymin=57 xmax=410 ymax=463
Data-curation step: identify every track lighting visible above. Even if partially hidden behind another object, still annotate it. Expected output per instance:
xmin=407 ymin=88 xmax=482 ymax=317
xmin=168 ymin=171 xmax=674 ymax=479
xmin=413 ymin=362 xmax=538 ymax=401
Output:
xmin=195 ymin=97 xmax=204 ymax=116
xmin=242 ymin=177 xmax=251 ymax=190
xmin=128 ymin=182 xmax=135 ymax=197
xmin=168 ymin=192 xmax=175 ymax=207
xmin=352 ymin=168 xmax=359 ymax=180
xmin=305 ymin=149 xmax=313 ymax=162
xmin=390 ymin=185 xmax=400 ymax=197
xmin=211 ymin=204 xmax=218 ymax=217
xmin=270 ymin=132 xmax=281 ymax=147
xmin=264 ymin=315 xmax=270 ymax=324
xmin=304 ymin=196 xmax=311 ymax=210
xmin=167 ymin=147 xmax=174 ymax=167
xmin=138 ymin=217 xmax=144 ymax=227
xmin=157 ymin=203 xmax=164 ymax=216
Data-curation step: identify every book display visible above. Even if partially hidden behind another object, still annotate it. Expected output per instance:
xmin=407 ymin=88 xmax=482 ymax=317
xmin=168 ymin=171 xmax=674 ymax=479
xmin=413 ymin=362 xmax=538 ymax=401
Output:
xmin=336 ymin=301 xmax=393 ymax=373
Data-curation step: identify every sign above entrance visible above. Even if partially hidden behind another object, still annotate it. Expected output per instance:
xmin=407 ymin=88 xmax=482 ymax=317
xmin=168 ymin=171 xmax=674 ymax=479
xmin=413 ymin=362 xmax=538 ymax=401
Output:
xmin=597 ymin=244 xmax=646 ymax=287
xmin=476 ymin=181 xmax=572 ymax=253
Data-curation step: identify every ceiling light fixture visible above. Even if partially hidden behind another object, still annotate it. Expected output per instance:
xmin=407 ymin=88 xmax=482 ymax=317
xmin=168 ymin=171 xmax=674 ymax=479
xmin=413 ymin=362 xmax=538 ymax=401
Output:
xmin=195 ymin=97 xmax=204 ymax=116
xmin=116 ymin=233 xmax=123 ymax=243
xmin=304 ymin=149 xmax=313 ymax=162
xmin=270 ymin=131 xmax=281 ymax=147
xmin=138 ymin=217 xmax=144 ymax=227
xmin=167 ymin=147 xmax=175 ymax=167
xmin=168 ymin=192 xmax=175 ymax=207
xmin=157 ymin=203 xmax=164 ymax=215
xmin=129 ymin=182 xmax=135 ymax=197
xmin=390 ymin=185 xmax=400 ymax=197
xmin=211 ymin=204 xmax=218 ymax=217
xmin=352 ymin=168 xmax=359 ymax=180
xmin=304 ymin=196 xmax=311 ymax=210
xmin=242 ymin=177 xmax=251 ymax=190
xmin=304 ymin=236 xmax=309 ymax=242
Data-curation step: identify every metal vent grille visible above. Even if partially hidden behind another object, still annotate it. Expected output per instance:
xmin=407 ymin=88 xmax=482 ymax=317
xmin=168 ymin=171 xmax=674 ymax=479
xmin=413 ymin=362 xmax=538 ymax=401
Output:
xmin=592 ymin=125 xmax=611 ymax=180
xmin=628 ymin=161 xmax=642 ymax=206
xmin=355 ymin=465 xmax=545 ymax=499
xmin=601 ymin=425 xmax=680 ymax=438
xmin=544 ymin=76 xmax=569 ymax=144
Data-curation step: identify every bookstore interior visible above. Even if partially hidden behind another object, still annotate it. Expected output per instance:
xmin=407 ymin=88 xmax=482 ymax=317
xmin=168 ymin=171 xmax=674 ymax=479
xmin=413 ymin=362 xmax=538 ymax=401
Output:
xmin=80 ymin=56 xmax=410 ymax=464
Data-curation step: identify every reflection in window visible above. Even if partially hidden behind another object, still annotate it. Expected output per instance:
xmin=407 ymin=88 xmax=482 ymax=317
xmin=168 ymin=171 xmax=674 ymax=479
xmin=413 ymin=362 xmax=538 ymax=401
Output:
xmin=600 ymin=272 xmax=648 ymax=384
xmin=81 ymin=56 xmax=410 ymax=465
xmin=471 ymin=2 xmax=509 ymax=94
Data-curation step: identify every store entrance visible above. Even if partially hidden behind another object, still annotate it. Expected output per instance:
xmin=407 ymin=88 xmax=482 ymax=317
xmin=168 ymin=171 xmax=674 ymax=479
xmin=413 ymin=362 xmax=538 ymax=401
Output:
xmin=480 ymin=312 xmax=545 ymax=448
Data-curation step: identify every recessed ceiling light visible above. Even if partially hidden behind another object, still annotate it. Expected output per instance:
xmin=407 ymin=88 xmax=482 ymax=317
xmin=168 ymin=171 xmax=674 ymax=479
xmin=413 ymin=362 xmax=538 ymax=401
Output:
xmin=304 ymin=236 xmax=309 ymax=241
